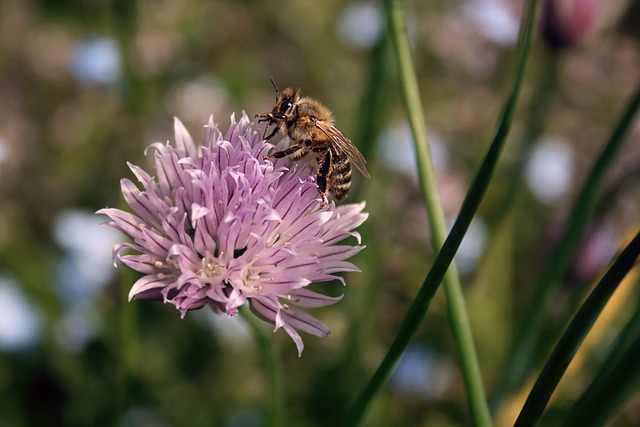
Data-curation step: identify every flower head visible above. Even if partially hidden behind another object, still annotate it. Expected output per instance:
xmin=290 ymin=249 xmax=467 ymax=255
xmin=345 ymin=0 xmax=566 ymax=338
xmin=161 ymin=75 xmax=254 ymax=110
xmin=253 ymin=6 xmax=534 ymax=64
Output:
xmin=98 ymin=113 xmax=367 ymax=355
xmin=542 ymin=0 xmax=595 ymax=51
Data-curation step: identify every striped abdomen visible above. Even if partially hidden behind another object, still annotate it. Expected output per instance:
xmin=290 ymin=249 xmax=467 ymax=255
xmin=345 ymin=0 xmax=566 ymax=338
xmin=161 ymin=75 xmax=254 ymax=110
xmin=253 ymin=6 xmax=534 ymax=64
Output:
xmin=327 ymin=147 xmax=352 ymax=201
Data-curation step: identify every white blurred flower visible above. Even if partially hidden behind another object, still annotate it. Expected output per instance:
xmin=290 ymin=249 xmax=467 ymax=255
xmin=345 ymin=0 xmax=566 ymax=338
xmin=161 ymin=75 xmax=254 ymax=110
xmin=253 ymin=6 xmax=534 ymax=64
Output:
xmin=51 ymin=209 xmax=119 ymax=352
xmin=53 ymin=209 xmax=121 ymax=304
xmin=459 ymin=0 xmax=520 ymax=47
xmin=337 ymin=2 xmax=384 ymax=49
xmin=168 ymin=77 xmax=229 ymax=123
xmin=377 ymin=122 xmax=449 ymax=177
xmin=524 ymin=136 xmax=575 ymax=205
xmin=390 ymin=344 xmax=453 ymax=401
xmin=53 ymin=302 xmax=100 ymax=353
xmin=452 ymin=216 xmax=489 ymax=275
xmin=0 ymin=135 xmax=8 ymax=166
xmin=193 ymin=309 xmax=252 ymax=346
xmin=0 ymin=277 xmax=41 ymax=351
xmin=70 ymin=37 xmax=121 ymax=85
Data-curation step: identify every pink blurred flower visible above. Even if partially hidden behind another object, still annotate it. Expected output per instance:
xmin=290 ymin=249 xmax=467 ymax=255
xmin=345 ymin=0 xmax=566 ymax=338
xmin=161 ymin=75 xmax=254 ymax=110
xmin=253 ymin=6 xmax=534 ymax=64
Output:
xmin=542 ymin=0 xmax=595 ymax=50
xmin=98 ymin=113 xmax=367 ymax=355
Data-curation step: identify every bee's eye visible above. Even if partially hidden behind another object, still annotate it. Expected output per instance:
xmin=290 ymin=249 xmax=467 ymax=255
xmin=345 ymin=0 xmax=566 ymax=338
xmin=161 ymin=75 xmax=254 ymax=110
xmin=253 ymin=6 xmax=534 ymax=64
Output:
xmin=279 ymin=98 xmax=293 ymax=113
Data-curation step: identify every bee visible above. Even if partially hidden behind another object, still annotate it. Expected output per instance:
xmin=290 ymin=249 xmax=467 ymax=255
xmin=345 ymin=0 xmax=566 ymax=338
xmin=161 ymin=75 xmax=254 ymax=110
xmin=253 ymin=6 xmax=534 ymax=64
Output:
xmin=255 ymin=80 xmax=370 ymax=206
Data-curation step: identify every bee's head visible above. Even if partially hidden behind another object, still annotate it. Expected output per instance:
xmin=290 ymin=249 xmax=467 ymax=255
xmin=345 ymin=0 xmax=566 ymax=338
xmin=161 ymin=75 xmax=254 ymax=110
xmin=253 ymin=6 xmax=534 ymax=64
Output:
xmin=276 ymin=88 xmax=294 ymax=115
xmin=265 ymin=78 xmax=298 ymax=117
xmin=276 ymin=88 xmax=299 ymax=116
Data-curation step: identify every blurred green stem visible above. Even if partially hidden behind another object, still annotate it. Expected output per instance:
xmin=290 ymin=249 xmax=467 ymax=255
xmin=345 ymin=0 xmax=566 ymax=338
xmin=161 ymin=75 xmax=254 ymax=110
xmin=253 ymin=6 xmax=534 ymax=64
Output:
xmin=346 ymin=33 xmax=389 ymax=364
xmin=514 ymin=228 xmax=640 ymax=426
xmin=240 ymin=306 xmax=283 ymax=427
xmin=345 ymin=0 xmax=538 ymax=425
xmin=502 ymin=51 xmax=560 ymax=205
xmin=489 ymin=38 xmax=559 ymax=411
xmin=500 ymin=83 xmax=640 ymax=398
xmin=562 ymin=284 xmax=640 ymax=426
xmin=383 ymin=5 xmax=486 ymax=423
xmin=118 ymin=243 xmax=139 ymax=419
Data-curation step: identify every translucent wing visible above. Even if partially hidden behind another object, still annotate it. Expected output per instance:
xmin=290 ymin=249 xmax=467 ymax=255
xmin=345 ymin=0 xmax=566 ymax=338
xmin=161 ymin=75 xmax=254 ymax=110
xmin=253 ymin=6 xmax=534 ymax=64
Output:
xmin=314 ymin=120 xmax=371 ymax=178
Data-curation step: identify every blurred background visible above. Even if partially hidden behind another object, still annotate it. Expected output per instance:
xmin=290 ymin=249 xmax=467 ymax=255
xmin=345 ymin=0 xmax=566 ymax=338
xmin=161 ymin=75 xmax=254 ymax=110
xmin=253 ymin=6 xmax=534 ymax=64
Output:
xmin=0 ymin=0 xmax=639 ymax=426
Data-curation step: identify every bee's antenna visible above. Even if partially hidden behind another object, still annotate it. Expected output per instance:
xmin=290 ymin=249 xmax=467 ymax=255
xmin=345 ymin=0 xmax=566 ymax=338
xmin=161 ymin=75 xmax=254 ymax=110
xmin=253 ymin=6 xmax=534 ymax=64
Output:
xmin=269 ymin=77 xmax=280 ymax=97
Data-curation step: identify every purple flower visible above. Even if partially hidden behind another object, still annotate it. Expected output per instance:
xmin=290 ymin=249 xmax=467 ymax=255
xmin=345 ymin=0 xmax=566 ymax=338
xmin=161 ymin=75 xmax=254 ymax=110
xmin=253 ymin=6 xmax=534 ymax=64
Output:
xmin=97 ymin=113 xmax=367 ymax=355
xmin=542 ymin=0 xmax=595 ymax=51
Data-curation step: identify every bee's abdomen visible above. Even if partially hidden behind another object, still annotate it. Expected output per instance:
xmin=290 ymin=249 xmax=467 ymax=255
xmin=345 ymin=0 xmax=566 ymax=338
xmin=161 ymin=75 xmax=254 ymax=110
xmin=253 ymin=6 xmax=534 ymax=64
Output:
xmin=328 ymin=149 xmax=352 ymax=201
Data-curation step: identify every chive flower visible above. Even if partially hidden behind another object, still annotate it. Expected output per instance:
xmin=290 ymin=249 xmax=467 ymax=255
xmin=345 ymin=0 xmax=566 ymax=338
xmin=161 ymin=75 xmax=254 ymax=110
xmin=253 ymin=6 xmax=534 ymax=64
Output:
xmin=98 ymin=113 xmax=367 ymax=355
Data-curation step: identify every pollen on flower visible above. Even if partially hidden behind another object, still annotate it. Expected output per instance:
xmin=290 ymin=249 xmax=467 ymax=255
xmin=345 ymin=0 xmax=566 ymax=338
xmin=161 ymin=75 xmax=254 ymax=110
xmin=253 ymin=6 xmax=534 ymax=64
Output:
xmin=97 ymin=113 xmax=368 ymax=356
xmin=200 ymin=257 xmax=225 ymax=279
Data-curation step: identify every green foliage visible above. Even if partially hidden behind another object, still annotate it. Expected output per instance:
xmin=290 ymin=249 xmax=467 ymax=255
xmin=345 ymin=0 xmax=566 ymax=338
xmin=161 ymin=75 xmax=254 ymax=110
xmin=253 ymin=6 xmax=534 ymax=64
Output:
xmin=1 ymin=1 xmax=639 ymax=426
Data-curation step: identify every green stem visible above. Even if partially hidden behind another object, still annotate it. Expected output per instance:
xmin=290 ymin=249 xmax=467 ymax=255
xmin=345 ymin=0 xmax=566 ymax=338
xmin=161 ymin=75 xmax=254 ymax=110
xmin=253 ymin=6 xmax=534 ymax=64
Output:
xmin=240 ymin=306 xmax=283 ymax=427
xmin=385 ymin=2 xmax=491 ymax=425
xmin=118 ymin=271 xmax=137 ymax=420
xmin=562 ymin=292 xmax=640 ymax=426
xmin=346 ymin=33 xmax=390 ymax=364
xmin=501 ymin=83 xmax=640 ymax=398
xmin=345 ymin=1 xmax=538 ymax=425
xmin=514 ymin=228 xmax=640 ymax=426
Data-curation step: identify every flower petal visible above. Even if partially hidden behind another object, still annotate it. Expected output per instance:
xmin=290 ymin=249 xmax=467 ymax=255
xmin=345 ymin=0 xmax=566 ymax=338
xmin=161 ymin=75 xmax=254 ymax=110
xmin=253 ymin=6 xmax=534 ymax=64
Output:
xmin=174 ymin=117 xmax=198 ymax=159
xmin=129 ymin=275 xmax=170 ymax=301
xmin=285 ymin=288 xmax=344 ymax=308
xmin=97 ymin=208 xmax=144 ymax=239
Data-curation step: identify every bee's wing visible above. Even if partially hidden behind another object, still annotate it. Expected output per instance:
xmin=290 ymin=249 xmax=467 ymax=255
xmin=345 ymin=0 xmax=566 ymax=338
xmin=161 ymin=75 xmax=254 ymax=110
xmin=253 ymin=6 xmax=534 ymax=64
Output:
xmin=314 ymin=120 xmax=371 ymax=178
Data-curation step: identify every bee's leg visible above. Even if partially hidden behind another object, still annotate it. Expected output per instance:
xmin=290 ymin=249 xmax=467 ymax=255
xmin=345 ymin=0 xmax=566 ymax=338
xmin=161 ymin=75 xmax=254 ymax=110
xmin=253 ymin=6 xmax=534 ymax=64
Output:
xmin=254 ymin=113 xmax=280 ymax=140
xmin=263 ymin=125 xmax=279 ymax=141
xmin=316 ymin=150 xmax=331 ymax=207
xmin=264 ymin=144 xmax=305 ymax=160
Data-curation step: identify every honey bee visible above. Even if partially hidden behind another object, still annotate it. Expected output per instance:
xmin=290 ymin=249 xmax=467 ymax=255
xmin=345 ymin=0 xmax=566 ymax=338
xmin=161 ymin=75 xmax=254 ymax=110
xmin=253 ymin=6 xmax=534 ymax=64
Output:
xmin=255 ymin=80 xmax=370 ymax=206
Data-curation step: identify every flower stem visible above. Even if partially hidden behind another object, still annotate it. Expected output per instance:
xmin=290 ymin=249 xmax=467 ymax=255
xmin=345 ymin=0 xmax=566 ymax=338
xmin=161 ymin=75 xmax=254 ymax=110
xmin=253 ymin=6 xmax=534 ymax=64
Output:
xmin=562 ymin=287 xmax=640 ymax=426
xmin=346 ymin=33 xmax=390 ymax=363
xmin=118 ymin=256 xmax=139 ymax=420
xmin=346 ymin=0 xmax=537 ymax=425
xmin=498 ymin=82 xmax=640 ymax=401
xmin=240 ymin=306 xmax=283 ymax=427
xmin=514 ymin=228 xmax=640 ymax=427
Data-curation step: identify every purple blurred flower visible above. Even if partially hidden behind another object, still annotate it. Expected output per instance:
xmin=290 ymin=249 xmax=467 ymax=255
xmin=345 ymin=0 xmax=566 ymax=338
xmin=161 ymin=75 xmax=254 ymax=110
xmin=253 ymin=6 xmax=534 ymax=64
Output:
xmin=542 ymin=0 xmax=595 ymax=51
xmin=98 ymin=113 xmax=367 ymax=355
